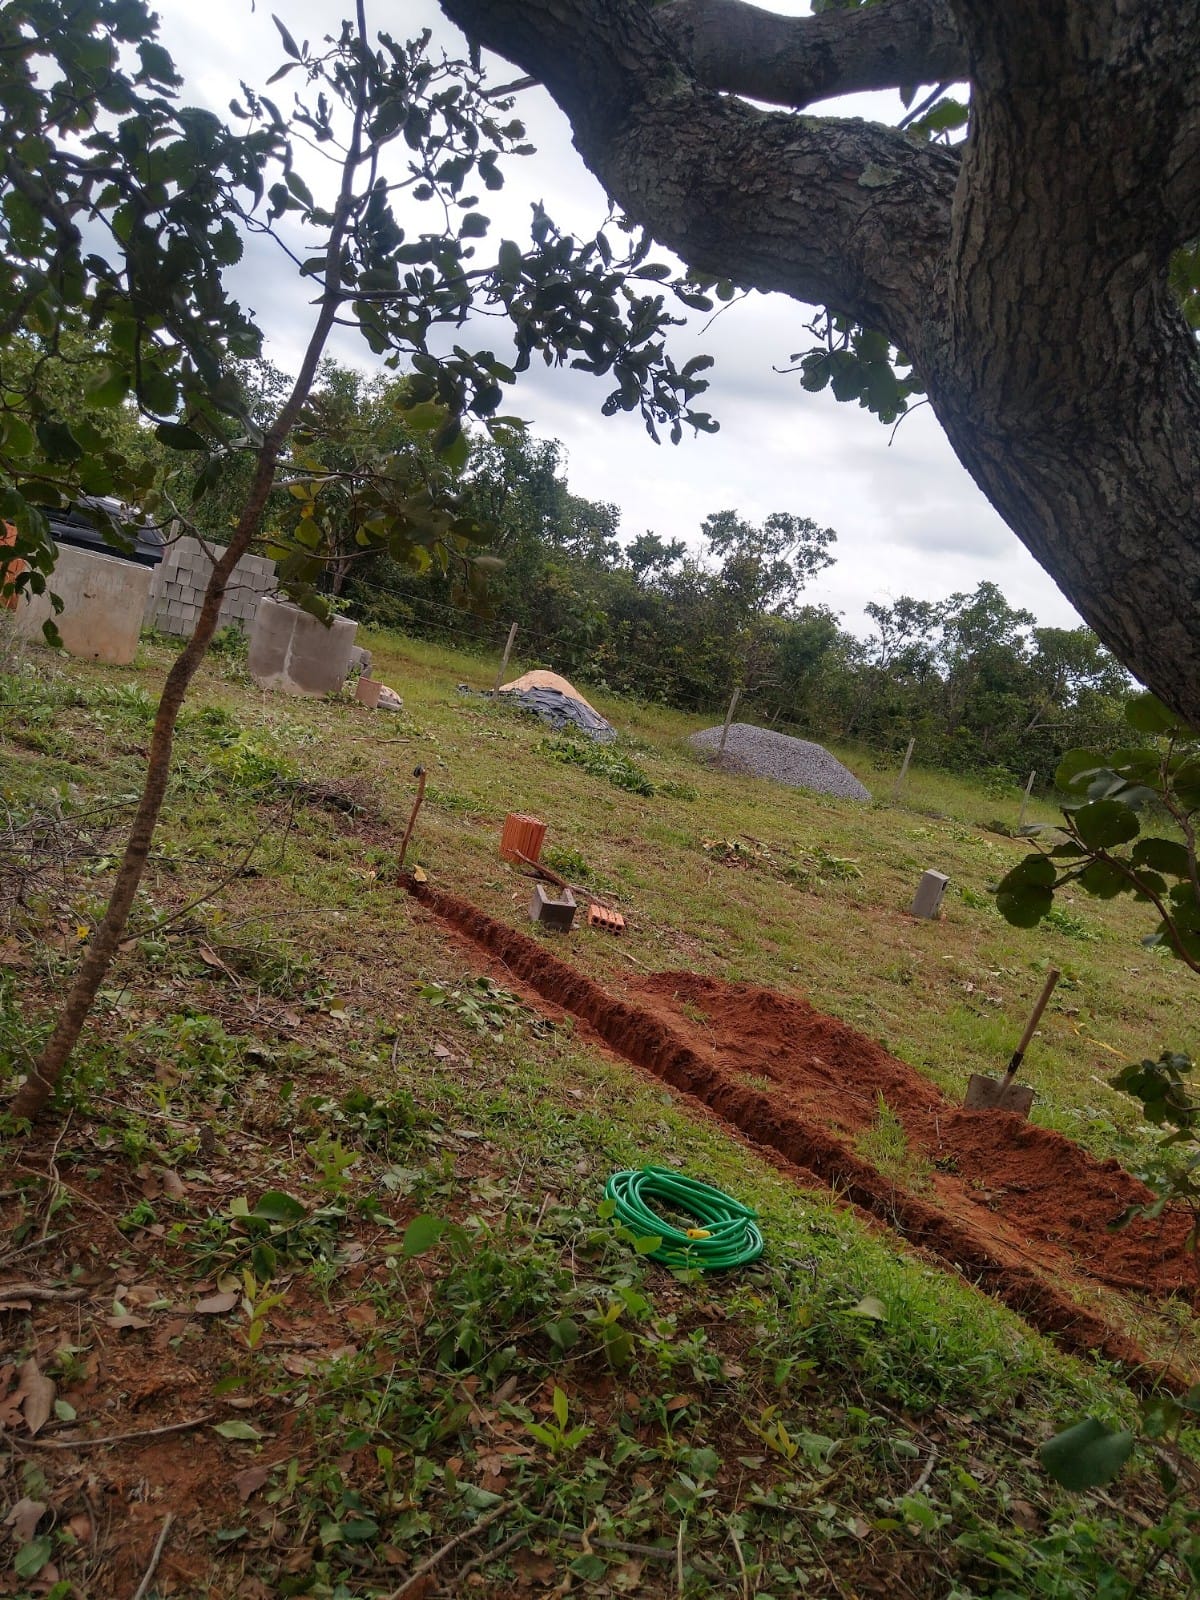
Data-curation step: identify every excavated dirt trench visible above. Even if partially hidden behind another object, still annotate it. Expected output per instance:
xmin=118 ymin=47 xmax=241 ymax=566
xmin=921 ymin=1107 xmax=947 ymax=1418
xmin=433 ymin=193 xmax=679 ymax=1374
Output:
xmin=406 ymin=879 xmax=1196 ymax=1381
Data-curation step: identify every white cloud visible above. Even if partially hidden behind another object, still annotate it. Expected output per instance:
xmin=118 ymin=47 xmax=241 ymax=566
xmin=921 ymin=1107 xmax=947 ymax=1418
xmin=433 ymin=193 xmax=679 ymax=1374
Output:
xmin=153 ymin=0 xmax=1086 ymax=637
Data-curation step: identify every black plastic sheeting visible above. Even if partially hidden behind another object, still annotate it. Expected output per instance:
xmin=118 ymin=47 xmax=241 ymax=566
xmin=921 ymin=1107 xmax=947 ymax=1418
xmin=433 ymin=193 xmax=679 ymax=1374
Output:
xmin=498 ymin=686 xmax=616 ymax=742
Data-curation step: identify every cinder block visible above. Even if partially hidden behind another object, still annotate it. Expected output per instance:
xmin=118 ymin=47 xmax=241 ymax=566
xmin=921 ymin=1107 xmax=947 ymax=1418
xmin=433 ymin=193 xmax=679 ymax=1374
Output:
xmin=529 ymin=882 xmax=576 ymax=933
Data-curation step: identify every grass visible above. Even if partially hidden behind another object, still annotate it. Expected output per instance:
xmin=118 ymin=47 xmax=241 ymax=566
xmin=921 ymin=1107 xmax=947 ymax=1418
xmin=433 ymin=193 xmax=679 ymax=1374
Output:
xmin=1 ymin=625 xmax=1199 ymax=1596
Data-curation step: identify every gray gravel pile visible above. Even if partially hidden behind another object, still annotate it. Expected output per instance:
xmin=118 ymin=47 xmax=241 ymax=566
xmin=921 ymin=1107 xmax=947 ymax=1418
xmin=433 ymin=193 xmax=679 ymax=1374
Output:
xmin=689 ymin=722 xmax=872 ymax=803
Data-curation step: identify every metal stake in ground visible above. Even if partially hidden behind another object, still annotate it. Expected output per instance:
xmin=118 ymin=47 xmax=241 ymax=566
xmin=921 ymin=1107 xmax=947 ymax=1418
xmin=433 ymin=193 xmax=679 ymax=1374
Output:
xmin=397 ymin=766 xmax=427 ymax=871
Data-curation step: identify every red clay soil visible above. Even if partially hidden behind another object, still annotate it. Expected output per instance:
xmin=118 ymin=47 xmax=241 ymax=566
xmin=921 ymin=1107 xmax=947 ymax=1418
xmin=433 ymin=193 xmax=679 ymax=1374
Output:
xmin=405 ymin=879 xmax=1196 ymax=1381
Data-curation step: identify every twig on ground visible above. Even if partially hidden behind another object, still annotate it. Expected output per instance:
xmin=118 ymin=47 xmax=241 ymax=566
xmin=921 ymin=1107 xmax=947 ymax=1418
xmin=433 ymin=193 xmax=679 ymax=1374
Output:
xmin=131 ymin=1511 xmax=175 ymax=1600
xmin=727 ymin=1517 xmax=750 ymax=1600
xmin=118 ymin=831 xmax=265 ymax=948
xmin=382 ymin=1501 xmax=512 ymax=1599
xmin=558 ymin=1529 xmax=720 ymax=1572
xmin=911 ymin=1445 xmax=939 ymax=1496
xmin=0 ymin=1283 xmax=86 ymax=1304
xmin=448 ymin=1522 xmax=536 ymax=1587
xmin=23 ymin=1414 xmax=214 ymax=1450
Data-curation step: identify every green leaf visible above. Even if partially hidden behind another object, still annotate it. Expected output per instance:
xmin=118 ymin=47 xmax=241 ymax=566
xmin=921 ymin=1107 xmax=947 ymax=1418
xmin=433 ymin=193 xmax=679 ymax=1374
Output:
xmin=1131 ymin=837 xmax=1190 ymax=878
xmin=1071 ymin=800 xmax=1139 ymax=851
xmin=84 ymin=365 xmax=129 ymax=408
xmin=497 ymin=239 xmax=523 ymax=282
xmin=1078 ymin=859 xmax=1132 ymax=898
xmin=997 ymin=854 xmax=1056 ymax=891
xmin=251 ymin=1191 xmax=306 ymax=1223
xmin=213 ymin=1419 xmax=264 ymax=1442
xmin=996 ymin=886 xmax=1054 ymax=927
xmin=272 ymin=14 xmax=301 ymax=57
xmin=1039 ymin=1418 xmax=1134 ymax=1490
xmin=633 ymin=1233 xmax=664 ymax=1256
xmin=459 ymin=1484 xmax=505 ymax=1509
xmin=553 ymin=1386 xmax=569 ymax=1427
xmin=400 ymin=1213 xmax=446 ymax=1258
xmin=1125 ymin=691 xmax=1182 ymax=736
xmin=546 ymin=1315 xmax=579 ymax=1351
xmin=334 ymin=1516 xmax=379 ymax=1543
xmin=1055 ymin=748 xmax=1104 ymax=791
xmin=36 ymin=421 xmax=83 ymax=463
xmin=402 ymin=401 xmax=445 ymax=433
xmin=0 ymin=416 xmax=34 ymax=456
xmin=570 ymin=1554 xmax=608 ymax=1581
xmin=156 ymin=422 xmax=209 ymax=451
xmin=14 ymin=1538 xmax=53 ymax=1579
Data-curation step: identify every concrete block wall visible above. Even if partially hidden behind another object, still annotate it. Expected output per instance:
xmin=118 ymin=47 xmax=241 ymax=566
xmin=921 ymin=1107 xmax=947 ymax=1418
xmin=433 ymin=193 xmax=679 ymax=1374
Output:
xmin=145 ymin=535 xmax=277 ymax=637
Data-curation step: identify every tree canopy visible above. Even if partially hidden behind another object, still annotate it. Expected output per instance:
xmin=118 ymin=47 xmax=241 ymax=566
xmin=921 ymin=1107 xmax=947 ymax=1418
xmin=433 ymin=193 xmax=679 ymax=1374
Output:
xmin=437 ymin=0 xmax=1200 ymax=723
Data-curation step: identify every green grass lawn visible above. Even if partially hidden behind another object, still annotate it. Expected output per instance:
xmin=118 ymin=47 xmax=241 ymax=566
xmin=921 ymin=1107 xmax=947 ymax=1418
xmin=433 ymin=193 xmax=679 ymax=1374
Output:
xmin=1 ymin=624 xmax=1198 ymax=1599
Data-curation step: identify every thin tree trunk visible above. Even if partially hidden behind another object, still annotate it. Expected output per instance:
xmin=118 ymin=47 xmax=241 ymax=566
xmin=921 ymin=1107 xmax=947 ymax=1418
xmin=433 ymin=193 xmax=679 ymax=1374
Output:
xmin=10 ymin=10 xmax=371 ymax=1121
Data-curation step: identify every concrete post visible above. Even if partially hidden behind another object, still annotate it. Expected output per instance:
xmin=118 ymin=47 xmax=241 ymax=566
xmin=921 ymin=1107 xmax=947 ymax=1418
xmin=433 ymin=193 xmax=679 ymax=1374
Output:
xmin=911 ymin=869 xmax=950 ymax=919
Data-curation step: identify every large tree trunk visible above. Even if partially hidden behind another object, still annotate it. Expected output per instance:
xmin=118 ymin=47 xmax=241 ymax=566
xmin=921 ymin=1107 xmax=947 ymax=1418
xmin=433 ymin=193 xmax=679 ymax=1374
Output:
xmin=439 ymin=0 xmax=1200 ymax=723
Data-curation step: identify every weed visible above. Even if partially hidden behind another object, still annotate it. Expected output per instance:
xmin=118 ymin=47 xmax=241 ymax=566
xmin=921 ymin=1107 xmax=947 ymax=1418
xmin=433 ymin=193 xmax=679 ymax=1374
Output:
xmin=417 ymin=975 xmax=527 ymax=1037
xmin=524 ymin=1386 xmax=592 ymax=1455
xmin=238 ymin=1269 xmax=289 ymax=1349
xmin=855 ymin=1094 xmax=934 ymax=1192
xmin=117 ymin=1198 xmax=157 ymax=1232
xmin=543 ymin=843 xmax=610 ymax=889
xmin=1045 ymin=903 xmax=1101 ymax=942
xmin=209 ymin=624 xmax=249 ymax=663
xmin=193 ymin=1190 xmax=345 ymax=1279
xmin=305 ymin=1134 xmax=360 ymax=1195
xmin=538 ymin=729 xmax=697 ymax=799
xmin=303 ymin=1086 xmax=432 ymax=1158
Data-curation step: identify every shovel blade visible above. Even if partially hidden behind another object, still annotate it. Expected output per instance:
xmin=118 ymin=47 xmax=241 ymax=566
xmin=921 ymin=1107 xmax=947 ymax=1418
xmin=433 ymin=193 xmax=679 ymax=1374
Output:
xmin=963 ymin=1073 xmax=1035 ymax=1117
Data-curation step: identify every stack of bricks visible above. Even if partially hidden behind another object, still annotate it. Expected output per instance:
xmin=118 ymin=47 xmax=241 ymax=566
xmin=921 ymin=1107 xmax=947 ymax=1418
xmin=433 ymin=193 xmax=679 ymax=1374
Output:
xmin=144 ymin=535 xmax=277 ymax=638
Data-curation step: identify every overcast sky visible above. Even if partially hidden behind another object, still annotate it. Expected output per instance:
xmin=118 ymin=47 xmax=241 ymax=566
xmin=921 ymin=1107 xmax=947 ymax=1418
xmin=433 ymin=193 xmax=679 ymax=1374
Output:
xmin=153 ymin=0 xmax=1087 ymax=638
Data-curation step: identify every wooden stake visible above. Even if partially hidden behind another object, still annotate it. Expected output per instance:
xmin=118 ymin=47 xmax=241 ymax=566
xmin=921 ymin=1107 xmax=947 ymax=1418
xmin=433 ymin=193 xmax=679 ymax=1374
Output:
xmin=891 ymin=736 xmax=916 ymax=803
xmin=717 ymin=687 xmax=741 ymax=758
xmin=1018 ymin=769 xmax=1036 ymax=829
xmin=492 ymin=622 xmax=517 ymax=696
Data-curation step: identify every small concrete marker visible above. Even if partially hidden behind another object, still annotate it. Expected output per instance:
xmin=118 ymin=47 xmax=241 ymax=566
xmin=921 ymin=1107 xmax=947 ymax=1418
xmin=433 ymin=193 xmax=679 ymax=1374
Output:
xmin=911 ymin=869 xmax=950 ymax=919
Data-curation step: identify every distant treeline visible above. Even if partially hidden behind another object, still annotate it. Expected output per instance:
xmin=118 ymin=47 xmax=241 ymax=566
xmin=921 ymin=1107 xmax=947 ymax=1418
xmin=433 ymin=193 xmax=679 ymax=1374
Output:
xmin=14 ymin=332 xmax=1127 ymax=786
xmin=345 ymin=429 xmax=1130 ymax=785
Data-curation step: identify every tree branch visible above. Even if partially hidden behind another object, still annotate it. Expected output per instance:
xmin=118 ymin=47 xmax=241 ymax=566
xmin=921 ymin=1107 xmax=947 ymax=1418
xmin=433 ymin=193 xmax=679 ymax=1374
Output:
xmin=656 ymin=0 xmax=967 ymax=109
xmin=440 ymin=0 xmax=956 ymax=344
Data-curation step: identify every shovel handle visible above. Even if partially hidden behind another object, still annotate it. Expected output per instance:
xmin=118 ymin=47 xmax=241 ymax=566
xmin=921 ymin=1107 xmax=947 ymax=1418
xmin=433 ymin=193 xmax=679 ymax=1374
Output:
xmin=1007 ymin=967 xmax=1060 ymax=1075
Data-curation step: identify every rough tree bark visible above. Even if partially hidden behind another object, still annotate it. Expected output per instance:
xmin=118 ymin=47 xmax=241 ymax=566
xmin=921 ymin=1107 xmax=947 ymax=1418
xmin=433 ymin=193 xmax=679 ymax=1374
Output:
xmin=438 ymin=0 xmax=1200 ymax=723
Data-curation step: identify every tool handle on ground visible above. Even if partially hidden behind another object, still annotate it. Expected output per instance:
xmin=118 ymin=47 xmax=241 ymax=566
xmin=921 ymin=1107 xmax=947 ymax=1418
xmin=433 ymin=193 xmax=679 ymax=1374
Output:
xmin=516 ymin=849 xmax=570 ymax=891
xmin=1007 ymin=967 xmax=1060 ymax=1075
xmin=397 ymin=766 xmax=427 ymax=870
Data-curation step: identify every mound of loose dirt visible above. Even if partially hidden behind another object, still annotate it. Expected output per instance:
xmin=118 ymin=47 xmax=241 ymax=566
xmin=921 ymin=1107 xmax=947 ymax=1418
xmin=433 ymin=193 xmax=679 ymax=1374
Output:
xmin=407 ymin=876 xmax=1196 ymax=1379
xmin=627 ymin=973 xmax=1192 ymax=1301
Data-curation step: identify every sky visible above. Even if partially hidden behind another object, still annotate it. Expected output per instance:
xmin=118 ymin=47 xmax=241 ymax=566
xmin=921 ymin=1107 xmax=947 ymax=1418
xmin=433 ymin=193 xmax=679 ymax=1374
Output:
xmin=151 ymin=0 xmax=1088 ymax=639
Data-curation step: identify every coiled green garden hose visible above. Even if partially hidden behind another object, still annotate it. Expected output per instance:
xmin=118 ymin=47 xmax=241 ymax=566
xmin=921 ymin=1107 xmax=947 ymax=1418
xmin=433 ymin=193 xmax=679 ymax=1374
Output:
xmin=605 ymin=1166 xmax=764 ymax=1270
